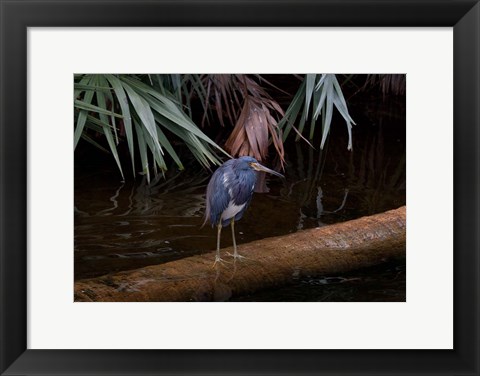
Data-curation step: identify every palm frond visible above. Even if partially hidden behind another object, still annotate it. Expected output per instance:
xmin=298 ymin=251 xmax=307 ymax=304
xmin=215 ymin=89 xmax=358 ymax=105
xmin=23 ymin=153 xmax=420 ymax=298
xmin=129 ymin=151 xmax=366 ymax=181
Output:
xmin=74 ymin=74 xmax=228 ymax=183
xmin=364 ymin=74 xmax=406 ymax=96
xmin=278 ymin=74 xmax=355 ymax=150
xmin=223 ymin=75 xmax=285 ymax=168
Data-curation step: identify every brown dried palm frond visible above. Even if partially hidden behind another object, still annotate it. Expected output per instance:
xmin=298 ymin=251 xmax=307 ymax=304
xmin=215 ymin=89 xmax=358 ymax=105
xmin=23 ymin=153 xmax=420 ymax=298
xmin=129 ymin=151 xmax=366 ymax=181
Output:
xmin=200 ymin=74 xmax=242 ymax=128
xmin=199 ymin=74 xmax=289 ymax=129
xmin=224 ymin=76 xmax=285 ymax=193
xmin=199 ymin=74 xmax=285 ymax=168
xmin=223 ymin=75 xmax=285 ymax=168
xmin=195 ymin=75 xmax=284 ymax=193
xmin=225 ymin=96 xmax=285 ymax=164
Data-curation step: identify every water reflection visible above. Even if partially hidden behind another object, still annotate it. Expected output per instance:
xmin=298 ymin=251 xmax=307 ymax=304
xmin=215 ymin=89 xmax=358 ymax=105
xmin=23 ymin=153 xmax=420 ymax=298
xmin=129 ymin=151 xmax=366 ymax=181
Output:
xmin=75 ymin=99 xmax=406 ymax=300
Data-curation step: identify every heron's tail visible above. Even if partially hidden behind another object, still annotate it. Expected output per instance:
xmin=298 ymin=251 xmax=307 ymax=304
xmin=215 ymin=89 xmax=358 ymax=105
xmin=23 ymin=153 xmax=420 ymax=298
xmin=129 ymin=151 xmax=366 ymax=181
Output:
xmin=200 ymin=203 xmax=210 ymax=229
xmin=200 ymin=215 xmax=209 ymax=229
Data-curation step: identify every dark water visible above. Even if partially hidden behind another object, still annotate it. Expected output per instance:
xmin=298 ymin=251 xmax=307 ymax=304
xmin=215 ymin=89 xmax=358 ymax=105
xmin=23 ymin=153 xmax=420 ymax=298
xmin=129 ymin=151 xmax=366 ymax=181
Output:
xmin=74 ymin=97 xmax=406 ymax=301
xmin=232 ymin=261 xmax=405 ymax=302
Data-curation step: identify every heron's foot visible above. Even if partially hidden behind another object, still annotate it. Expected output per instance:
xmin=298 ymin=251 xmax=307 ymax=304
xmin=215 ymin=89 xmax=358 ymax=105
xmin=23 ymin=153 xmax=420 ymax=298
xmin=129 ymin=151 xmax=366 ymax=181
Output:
xmin=226 ymin=252 xmax=250 ymax=261
xmin=212 ymin=256 xmax=231 ymax=268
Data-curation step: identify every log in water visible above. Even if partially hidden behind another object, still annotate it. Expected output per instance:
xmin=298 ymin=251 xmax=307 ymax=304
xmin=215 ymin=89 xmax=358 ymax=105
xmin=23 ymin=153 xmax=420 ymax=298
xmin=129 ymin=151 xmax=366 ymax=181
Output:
xmin=74 ymin=206 xmax=406 ymax=302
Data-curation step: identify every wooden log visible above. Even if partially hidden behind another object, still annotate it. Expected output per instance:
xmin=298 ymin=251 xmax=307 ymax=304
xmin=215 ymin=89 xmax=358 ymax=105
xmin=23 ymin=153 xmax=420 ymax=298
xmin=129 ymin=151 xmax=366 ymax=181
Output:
xmin=75 ymin=206 xmax=406 ymax=302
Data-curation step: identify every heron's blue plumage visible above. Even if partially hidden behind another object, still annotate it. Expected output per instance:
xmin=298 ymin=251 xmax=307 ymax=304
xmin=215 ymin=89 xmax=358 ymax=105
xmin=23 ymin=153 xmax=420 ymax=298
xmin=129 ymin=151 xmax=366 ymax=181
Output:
xmin=205 ymin=156 xmax=258 ymax=227
xmin=205 ymin=156 xmax=284 ymax=264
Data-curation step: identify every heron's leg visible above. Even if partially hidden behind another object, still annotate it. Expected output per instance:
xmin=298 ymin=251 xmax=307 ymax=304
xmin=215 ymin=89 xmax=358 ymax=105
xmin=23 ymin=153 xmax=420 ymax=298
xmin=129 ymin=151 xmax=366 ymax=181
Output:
xmin=217 ymin=224 xmax=222 ymax=257
xmin=231 ymin=219 xmax=238 ymax=257
xmin=213 ymin=224 xmax=228 ymax=267
xmin=228 ymin=219 xmax=248 ymax=261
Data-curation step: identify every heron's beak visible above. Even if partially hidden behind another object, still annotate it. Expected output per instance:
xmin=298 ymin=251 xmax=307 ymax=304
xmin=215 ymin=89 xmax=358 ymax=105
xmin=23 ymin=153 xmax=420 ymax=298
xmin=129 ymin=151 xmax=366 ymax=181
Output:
xmin=251 ymin=162 xmax=284 ymax=178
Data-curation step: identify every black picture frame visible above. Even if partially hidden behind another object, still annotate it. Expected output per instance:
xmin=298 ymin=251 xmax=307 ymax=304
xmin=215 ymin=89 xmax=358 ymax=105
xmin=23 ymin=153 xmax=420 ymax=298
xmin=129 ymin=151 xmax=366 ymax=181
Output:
xmin=1 ymin=1 xmax=479 ymax=375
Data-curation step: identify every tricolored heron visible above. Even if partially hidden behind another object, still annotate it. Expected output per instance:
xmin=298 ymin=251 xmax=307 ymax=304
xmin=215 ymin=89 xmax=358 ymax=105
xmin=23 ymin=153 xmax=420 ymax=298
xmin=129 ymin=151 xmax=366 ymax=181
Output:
xmin=204 ymin=156 xmax=284 ymax=266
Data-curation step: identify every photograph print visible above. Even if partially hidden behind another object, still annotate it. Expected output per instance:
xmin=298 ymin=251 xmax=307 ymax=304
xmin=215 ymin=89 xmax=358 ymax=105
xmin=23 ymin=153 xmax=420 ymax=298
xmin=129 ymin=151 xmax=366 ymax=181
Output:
xmin=74 ymin=74 xmax=406 ymax=302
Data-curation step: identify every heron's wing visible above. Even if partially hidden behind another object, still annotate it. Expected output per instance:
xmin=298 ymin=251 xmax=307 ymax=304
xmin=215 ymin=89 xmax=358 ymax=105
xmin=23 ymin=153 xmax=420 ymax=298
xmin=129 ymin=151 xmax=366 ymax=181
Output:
xmin=204 ymin=167 xmax=231 ymax=227
xmin=231 ymin=169 xmax=256 ymax=206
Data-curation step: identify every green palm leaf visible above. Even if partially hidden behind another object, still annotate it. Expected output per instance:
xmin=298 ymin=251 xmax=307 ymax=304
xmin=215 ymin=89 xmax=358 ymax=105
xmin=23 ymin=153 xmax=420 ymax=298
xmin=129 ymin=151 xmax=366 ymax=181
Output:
xmin=277 ymin=74 xmax=355 ymax=150
xmin=74 ymin=74 xmax=228 ymax=182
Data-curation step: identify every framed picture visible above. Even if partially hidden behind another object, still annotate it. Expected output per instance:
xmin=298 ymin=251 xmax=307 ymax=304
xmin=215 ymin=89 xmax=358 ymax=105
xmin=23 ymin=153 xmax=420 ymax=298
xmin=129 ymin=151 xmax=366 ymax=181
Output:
xmin=1 ymin=0 xmax=479 ymax=375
